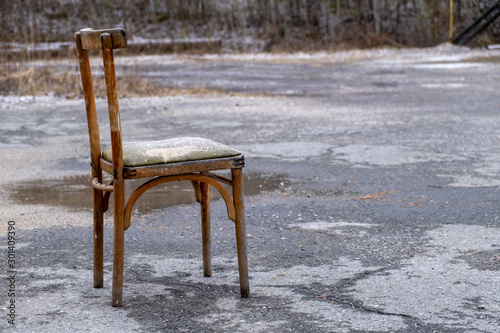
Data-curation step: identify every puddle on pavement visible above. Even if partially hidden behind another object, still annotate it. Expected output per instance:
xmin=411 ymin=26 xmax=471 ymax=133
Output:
xmin=8 ymin=173 xmax=288 ymax=212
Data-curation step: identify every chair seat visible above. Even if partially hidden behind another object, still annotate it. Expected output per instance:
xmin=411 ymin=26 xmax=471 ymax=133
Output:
xmin=102 ymin=137 xmax=241 ymax=167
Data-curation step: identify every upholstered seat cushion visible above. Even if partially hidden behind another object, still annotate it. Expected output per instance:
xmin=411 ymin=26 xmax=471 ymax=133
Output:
xmin=102 ymin=137 xmax=241 ymax=167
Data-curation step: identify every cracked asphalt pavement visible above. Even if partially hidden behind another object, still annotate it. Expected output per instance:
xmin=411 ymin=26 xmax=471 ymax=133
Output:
xmin=1 ymin=45 xmax=500 ymax=332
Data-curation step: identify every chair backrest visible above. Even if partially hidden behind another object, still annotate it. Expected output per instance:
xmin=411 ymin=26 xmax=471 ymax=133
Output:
xmin=74 ymin=28 xmax=127 ymax=177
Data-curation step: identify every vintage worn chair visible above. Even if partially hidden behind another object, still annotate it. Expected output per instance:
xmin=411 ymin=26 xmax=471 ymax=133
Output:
xmin=74 ymin=28 xmax=249 ymax=307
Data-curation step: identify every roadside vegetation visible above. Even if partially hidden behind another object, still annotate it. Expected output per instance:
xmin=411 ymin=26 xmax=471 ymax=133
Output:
xmin=1 ymin=0 xmax=499 ymax=97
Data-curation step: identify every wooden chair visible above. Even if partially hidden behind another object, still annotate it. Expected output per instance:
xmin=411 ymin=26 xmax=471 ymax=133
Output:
xmin=74 ymin=28 xmax=249 ymax=307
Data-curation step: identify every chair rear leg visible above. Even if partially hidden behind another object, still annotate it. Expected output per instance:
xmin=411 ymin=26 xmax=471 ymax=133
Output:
xmin=111 ymin=181 xmax=126 ymax=307
xmin=111 ymin=216 xmax=125 ymax=306
xmin=231 ymin=168 xmax=249 ymax=297
xmin=200 ymin=182 xmax=212 ymax=277
xmin=93 ymin=187 xmax=104 ymax=288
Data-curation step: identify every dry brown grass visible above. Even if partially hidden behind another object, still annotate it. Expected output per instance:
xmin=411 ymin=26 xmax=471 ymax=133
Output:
xmin=0 ymin=66 xmax=81 ymax=97
xmin=0 ymin=64 xmax=241 ymax=98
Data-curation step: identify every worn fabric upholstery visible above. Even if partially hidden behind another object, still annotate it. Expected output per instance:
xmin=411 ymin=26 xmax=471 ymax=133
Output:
xmin=102 ymin=137 xmax=241 ymax=167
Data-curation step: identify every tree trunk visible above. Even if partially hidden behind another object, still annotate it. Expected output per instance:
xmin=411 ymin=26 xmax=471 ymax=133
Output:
xmin=373 ymin=0 xmax=380 ymax=34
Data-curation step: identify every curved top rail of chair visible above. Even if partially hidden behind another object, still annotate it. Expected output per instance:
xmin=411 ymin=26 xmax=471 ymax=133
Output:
xmin=79 ymin=28 xmax=127 ymax=50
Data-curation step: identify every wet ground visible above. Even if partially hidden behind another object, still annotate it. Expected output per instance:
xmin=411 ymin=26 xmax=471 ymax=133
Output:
xmin=2 ymin=44 xmax=500 ymax=332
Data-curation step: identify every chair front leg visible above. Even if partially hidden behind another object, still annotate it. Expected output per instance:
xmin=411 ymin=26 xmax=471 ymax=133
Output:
xmin=231 ymin=168 xmax=249 ymax=297
xmin=93 ymin=184 xmax=104 ymax=288
xmin=111 ymin=179 xmax=126 ymax=307
xmin=200 ymin=182 xmax=212 ymax=277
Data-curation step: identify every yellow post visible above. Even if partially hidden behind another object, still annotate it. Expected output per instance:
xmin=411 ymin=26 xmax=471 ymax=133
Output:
xmin=449 ymin=0 xmax=454 ymax=41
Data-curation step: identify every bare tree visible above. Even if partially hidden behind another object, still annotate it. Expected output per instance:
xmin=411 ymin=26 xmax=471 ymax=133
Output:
xmin=1 ymin=0 xmax=500 ymax=49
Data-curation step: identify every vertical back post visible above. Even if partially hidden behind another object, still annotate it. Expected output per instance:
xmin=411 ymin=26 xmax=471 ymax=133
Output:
xmin=101 ymin=33 xmax=126 ymax=307
xmin=75 ymin=32 xmax=104 ymax=287
xmin=75 ymin=32 xmax=102 ymax=180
